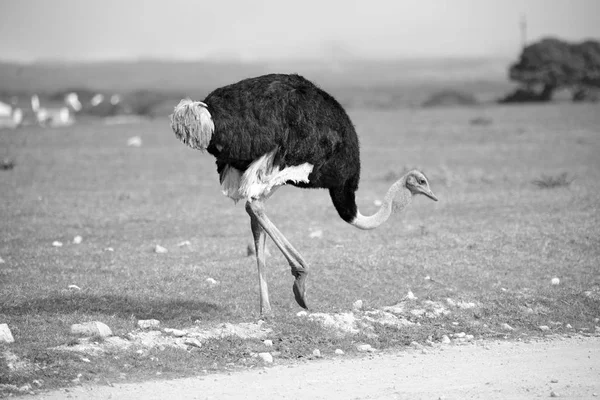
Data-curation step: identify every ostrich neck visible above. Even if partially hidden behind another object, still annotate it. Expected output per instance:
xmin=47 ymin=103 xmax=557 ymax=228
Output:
xmin=350 ymin=177 xmax=412 ymax=230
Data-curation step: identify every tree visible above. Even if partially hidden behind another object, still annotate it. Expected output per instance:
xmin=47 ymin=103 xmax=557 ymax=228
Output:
xmin=504 ymin=38 xmax=600 ymax=102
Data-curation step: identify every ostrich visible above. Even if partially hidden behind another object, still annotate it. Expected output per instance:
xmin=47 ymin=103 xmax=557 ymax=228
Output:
xmin=170 ymin=74 xmax=437 ymax=315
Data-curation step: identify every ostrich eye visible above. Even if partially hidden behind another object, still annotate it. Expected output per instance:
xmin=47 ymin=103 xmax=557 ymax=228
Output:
xmin=418 ymin=179 xmax=426 ymax=185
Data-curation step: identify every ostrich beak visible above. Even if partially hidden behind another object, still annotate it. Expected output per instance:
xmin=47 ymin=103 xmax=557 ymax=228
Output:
xmin=421 ymin=187 xmax=438 ymax=201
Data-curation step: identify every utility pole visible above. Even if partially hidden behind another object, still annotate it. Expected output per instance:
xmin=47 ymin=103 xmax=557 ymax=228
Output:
xmin=520 ymin=14 xmax=527 ymax=51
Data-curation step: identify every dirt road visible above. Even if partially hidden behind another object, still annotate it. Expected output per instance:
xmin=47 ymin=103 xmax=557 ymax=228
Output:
xmin=34 ymin=336 xmax=599 ymax=400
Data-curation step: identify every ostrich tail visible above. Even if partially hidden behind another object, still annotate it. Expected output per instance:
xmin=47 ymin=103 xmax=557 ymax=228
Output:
xmin=170 ymin=99 xmax=214 ymax=151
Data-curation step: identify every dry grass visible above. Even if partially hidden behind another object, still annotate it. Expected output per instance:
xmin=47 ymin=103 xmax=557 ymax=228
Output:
xmin=1 ymin=102 xmax=599 ymax=394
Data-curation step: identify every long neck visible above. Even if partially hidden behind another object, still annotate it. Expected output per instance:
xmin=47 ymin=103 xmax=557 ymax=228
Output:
xmin=349 ymin=176 xmax=412 ymax=230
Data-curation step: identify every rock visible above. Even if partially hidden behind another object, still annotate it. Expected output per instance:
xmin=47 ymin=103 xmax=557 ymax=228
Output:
xmin=154 ymin=245 xmax=168 ymax=254
xmin=539 ymin=325 xmax=550 ymax=332
xmin=104 ymin=247 xmax=114 ymax=252
xmin=68 ymin=284 xmax=81 ymax=291
xmin=184 ymin=338 xmax=202 ymax=348
xmin=551 ymin=277 xmax=560 ymax=285
xmin=410 ymin=341 xmax=423 ymax=349
xmin=73 ymin=235 xmax=83 ymax=244
xmin=263 ymin=340 xmax=273 ymax=347
xmin=501 ymin=323 xmax=515 ymax=331
xmin=258 ymin=352 xmax=273 ymax=363
xmin=334 ymin=349 xmax=344 ymax=355
xmin=550 ymin=379 xmax=558 ymax=383
xmin=352 ymin=299 xmax=364 ymax=311
xmin=164 ymin=328 xmax=186 ymax=337
xmin=356 ymin=344 xmax=375 ymax=352
xmin=0 ymin=324 xmax=15 ymax=343
xmin=137 ymin=319 xmax=160 ymax=329
xmin=0 ymin=256 xmax=5 ymax=264
xmin=441 ymin=335 xmax=451 ymax=344
xmin=206 ymin=277 xmax=218 ymax=286
xmin=127 ymin=136 xmax=142 ymax=147
xmin=404 ymin=291 xmax=417 ymax=300
xmin=312 ymin=349 xmax=321 ymax=358
xmin=52 ymin=241 xmax=63 ymax=247
xmin=309 ymin=229 xmax=323 ymax=239
xmin=71 ymin=321 xmax=112 ymax=338
xmin=177 ymin=240 xmax=191 ymax=247
xmin=566 ymin=324 xmax=573 ymax=329
xmin=550 ymin=390 xmax=559 ymax=397
xmin=296 ymin=311 xmax=308 ymax=317
xmin=455 ymin=332 xmax=466 ymax=338
xmin=465 ymin=334 xmax=474 ymax=341
xmin=446 ymin=298 xmax=456 ymax=307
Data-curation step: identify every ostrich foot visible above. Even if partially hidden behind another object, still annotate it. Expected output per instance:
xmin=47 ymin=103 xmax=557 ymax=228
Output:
xmin=292 ymin=269 xmax=308 ymax=309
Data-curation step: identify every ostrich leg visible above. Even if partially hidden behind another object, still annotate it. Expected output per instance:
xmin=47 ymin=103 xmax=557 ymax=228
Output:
xmin=246 ymin=201 xmax=309 ymax=309
xmin=249 ymin=214 xmax=271 ymax=315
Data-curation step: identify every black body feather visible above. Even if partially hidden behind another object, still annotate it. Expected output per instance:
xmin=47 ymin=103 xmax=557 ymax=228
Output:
xmin=204 ymin=74 xmax=361 ymax=222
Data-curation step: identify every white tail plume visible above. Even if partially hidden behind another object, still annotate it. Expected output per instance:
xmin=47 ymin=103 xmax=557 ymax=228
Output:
xmin=170 ymin=99 xmax=214 ymax=151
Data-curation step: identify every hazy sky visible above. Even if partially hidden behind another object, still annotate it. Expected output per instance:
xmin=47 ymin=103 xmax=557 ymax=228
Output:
xmin=1 ymin=0 xmax=599 ymax=62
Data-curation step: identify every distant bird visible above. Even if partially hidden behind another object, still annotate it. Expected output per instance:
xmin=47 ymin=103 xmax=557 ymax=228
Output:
xmin=170 ymin=74 xmax=437 ymax=315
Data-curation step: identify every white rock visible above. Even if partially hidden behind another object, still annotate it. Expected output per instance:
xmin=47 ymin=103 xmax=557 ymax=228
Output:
xmin=263 ymin=340 xmax=273 ymax=347
xmin=177 ymin=240 xmax=191 ymax=247
xmin=137 ymin=319 xmax=160 ymax=329
xmin=296 ymin=311 xmax=308 ymax=317
xmin=446 ymin=298 xmax=456 ymax=307
xmin=258 ymin=352 xmax=273 ymax=363
xmin=0 ymin=256 xmax=5 ymax=264
xmin=566 ymin=324 xmax=573 ymax=329
xmin=352 ymin=299 xmax=364 ymax=311
xmin=501 ymin=323 xmax=515 ymax=331
xmin=206 ymin=278 xmax=218 ymax=286
xmin=127 ymin=136 xmax=142 ymax=147
xmin=356 ymin=344 xmax=375 ymax=352
xmin=164 ymin=328 xmax=186 ymax=337
xmin=441 ymin=335 xmax=451 ymax=344
xmin=0 ymin=323 xmax=15 ymax=343
xmin=154 ymin=245 xmax=168 ymax=254
xmin=312 ymin=349 xmax=321 ymax=357
xmin=184 ymin=338 xmax=202 ymax=348
xmin=404 ymin=291 xmax=417 ymax=300
xmin=539 ymin=325 xmax=550 ymax=331
xmin=424 ymin=275 xmax=431 ymax=280
xmin=309 ymin=229 xmax=323 ymax=239
xmin=334 ymin=349 xmax=344 ymax=355
xmin=52 ymin=241 xmax=63 ymax=247
xmin=71 ymin=321 xmax=112 ymax=338
xmin=73 ymin=235 xmax=83 ymax=244
xmin=551 ymin=277 xmax=560 ymax=285
xmin=454 ymin=332 xmax=466 ymax=338
xmin=104 ymin=247 xmax=114 ymax=252
xmin=68 ymin=285 xmax=81 ymax=291
xmin=465 ymin=334 xmax=474 ymax=341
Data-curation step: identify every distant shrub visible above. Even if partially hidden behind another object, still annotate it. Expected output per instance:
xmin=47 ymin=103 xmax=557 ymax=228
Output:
xmin=422 ymin=90 xmax=477 ymax=108
xmin=532 ymin=173 xmax=574 ymax=189
xmin=469 ymin=117 xmax=493 ymax=126
xmin=126 ymin=90 xmax=169 ymax=117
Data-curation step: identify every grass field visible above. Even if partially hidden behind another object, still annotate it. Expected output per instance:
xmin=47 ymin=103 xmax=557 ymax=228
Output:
xmin=1 ymin=102 xmax=600 ymax=393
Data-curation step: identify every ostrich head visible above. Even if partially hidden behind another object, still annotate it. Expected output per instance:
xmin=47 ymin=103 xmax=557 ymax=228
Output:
xmin=405 ymin=170 xmax=438 ymax=201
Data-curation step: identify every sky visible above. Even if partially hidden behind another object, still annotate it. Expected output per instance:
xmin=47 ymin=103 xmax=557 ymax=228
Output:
xmin=0 ymin=0 xmax=599 ymax=63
